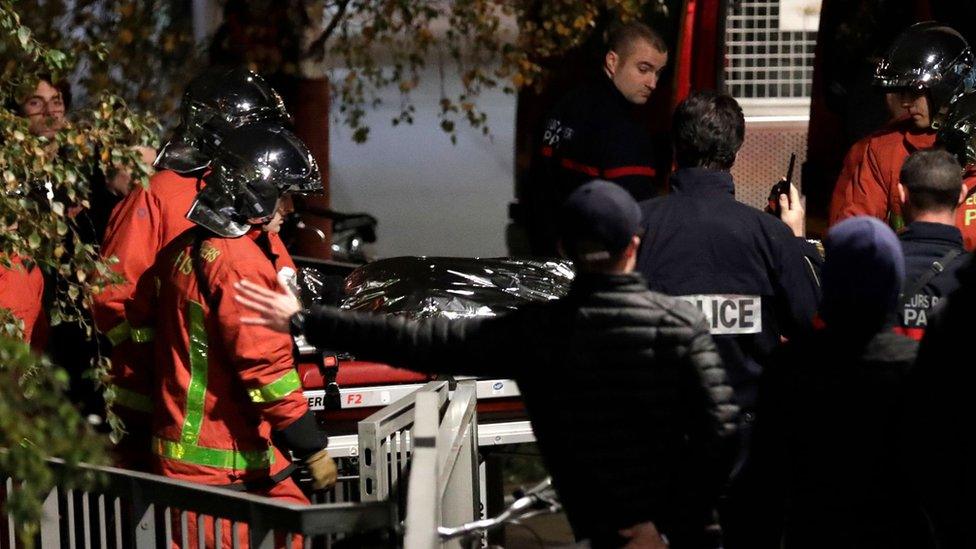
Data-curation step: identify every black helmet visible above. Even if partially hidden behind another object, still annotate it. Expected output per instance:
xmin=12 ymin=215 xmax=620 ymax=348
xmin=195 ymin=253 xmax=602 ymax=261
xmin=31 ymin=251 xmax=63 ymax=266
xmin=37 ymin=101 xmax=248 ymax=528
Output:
xmin=186 ymin=123 xmax=322 ymax=237
xmin=154 ymin=67 xmax=290 ymax=174
xmin=937 ymin=84 xmax=976 ymax=167
xmin=874 ymin=22 xmax=974 ymax=129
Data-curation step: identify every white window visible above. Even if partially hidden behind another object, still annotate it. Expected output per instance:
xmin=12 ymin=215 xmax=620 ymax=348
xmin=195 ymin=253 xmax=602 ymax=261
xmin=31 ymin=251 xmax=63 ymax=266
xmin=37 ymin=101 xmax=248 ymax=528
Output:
xmin=725 ymin=0 xmax=821 ymax=116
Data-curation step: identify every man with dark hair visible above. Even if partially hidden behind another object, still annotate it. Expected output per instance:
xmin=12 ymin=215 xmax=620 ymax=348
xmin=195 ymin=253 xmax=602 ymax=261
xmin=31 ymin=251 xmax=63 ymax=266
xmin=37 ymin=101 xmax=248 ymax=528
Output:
xmin=636 ymin=90 xmax=821 ymax=548
xmin=526 ymin=21 xmax=668 ymax=256
xmin=236 ymin=180 xmax=740 ymax=549
xmin=894 ymin=149 xmax=969 ymax=340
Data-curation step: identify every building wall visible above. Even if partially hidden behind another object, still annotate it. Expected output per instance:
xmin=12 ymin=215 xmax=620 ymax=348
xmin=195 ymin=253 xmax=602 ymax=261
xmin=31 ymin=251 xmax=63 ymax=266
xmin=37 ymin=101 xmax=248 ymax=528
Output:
xmin=328 ymin=72 xmax=515 ymax=260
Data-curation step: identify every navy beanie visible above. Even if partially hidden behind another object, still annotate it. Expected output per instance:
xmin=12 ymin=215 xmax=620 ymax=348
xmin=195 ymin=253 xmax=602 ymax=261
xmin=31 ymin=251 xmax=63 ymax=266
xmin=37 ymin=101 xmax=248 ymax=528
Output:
xmin=557 ymin=180 xmax=642 ymax=262
xmin=821 ymin=216 xmax=905 ymax=334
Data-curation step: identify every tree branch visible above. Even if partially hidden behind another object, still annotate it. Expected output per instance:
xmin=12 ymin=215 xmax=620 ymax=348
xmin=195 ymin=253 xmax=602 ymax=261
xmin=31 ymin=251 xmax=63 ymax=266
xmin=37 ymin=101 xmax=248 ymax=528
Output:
xmin=306 ymin=0 xmax=351 ymax=61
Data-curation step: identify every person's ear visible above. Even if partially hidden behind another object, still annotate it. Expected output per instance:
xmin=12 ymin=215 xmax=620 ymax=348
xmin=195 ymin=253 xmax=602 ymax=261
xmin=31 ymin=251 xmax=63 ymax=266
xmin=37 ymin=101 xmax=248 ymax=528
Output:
xmin=625 ymin=235 xmax=641 ymax=258
xmin=959 ymin=184 xmax=968 ymax=206
xmin=605 ymin=50 xmax=619 ymax=77
xmin=898 ymin=183 xmax=907 ymax=205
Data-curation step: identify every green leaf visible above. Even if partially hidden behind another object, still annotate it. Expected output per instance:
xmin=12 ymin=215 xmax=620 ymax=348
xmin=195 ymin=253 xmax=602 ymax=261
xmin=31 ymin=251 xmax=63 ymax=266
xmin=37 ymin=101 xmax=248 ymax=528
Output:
xmin=16 ymin=26 xmax=29 ymax=48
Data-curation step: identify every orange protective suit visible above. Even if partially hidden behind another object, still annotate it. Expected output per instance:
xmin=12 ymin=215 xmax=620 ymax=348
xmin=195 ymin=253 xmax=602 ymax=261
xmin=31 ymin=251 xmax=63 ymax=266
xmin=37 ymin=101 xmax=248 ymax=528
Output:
xmin=829 ymin=120 xmax=976 ymax=250
xmin=0 ymin=256 xmax=44 ymax=344
xmin=94 ymin=170 xmax=295 ymax=468
xmin=128 ymin=228 xmax=310 ymax=547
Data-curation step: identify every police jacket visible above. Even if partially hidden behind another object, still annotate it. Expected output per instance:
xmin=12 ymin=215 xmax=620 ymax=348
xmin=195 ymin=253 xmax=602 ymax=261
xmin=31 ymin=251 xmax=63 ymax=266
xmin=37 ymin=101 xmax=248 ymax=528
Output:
xmin=302 ymin=272 xmax=739 ymax=548
xmin=527 ymin=75 xmax=658 ymax=255
xmin=636 ymin=168 xmax=822 ymax=411
xmin=896 ymin=221 xmax=968 ymax=339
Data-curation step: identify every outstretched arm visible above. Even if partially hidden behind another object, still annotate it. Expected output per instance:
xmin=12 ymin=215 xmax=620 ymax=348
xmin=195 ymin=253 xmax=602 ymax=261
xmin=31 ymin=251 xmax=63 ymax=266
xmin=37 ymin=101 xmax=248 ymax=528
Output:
xmin=234 ymin=278 xmax=533 ymax=378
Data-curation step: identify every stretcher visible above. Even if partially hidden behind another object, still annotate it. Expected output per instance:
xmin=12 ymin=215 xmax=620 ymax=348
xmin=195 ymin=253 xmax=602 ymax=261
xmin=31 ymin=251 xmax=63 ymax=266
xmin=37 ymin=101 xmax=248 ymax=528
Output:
xmin=291 ymin=256 xmax=570 ymax=456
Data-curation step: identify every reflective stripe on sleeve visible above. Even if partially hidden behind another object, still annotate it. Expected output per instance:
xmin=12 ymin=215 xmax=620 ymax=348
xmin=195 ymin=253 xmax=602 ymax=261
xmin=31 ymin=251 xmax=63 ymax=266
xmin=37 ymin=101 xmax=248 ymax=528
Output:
xmin=130 ymin=326 xmax=155 ymax=343
xmin=106 ymin=322 xmax=131 ymax=345
xmin=248 ymin=369 xmax=301 ymax=403
xmin=106 ymin=322 xmax=155 ymax=345
xmin=112 ymin=386 xmax=152 ymax=413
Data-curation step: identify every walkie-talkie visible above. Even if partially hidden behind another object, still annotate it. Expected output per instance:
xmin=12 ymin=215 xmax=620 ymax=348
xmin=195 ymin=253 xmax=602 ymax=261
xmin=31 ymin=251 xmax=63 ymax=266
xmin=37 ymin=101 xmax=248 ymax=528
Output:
xmin=767 ymin=153 xmax=796 ymax=215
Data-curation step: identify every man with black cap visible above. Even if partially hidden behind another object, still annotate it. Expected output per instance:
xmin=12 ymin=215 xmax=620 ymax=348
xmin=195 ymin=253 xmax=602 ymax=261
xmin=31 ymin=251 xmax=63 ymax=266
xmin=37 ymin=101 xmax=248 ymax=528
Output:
xmin=235 ymin=180 xmax=740 ymax=548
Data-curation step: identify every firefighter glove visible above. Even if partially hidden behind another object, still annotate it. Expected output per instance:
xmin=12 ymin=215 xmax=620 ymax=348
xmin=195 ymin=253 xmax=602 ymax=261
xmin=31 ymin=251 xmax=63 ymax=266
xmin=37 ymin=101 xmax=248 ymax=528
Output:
xmin=305 ymin=448 xmax=338 ymax=490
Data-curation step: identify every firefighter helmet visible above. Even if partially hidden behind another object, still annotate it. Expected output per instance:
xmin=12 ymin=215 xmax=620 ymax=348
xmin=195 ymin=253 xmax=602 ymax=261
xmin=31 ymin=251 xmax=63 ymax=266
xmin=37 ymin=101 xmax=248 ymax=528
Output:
xmin=937 ymin=84 xmax=976 ymax=168
xmin=154 ymin=67 xmax=290 ymax=175
xmin=874 ymin=22 xmax=974 ymax=129
xmin=186 ymin=123 xmax=322 ymax=238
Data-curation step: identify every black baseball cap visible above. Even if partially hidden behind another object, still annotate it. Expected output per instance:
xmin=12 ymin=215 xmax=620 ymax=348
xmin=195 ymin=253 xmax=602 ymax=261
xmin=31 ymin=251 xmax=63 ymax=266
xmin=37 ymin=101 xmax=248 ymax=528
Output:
xmin=558 ymin=180 xmax=642 ymax=262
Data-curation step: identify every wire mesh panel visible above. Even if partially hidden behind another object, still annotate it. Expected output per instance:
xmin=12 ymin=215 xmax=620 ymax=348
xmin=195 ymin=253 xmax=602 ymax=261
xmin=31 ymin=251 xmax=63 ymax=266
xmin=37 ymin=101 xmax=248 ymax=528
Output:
xmin=731 ymin=120 xmax=809 ymax=209
xmin=725 ymin=0 xmax=819 ymax=100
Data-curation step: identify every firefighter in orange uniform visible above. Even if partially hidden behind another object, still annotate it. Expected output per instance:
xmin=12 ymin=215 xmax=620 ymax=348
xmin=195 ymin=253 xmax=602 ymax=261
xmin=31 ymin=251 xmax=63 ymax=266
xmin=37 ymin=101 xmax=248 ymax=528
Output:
xmin=938 ymin=85 xmax=976 ymax=248
xmin=829 ymin=22 xmax=976 ymax=249
xmin=93 ymin=68 xmax=297 ymax=468
xmin=126 ymin=123 xmax=334 ymax=547
xmin=0 ymin=256 xmax=44 ymax=345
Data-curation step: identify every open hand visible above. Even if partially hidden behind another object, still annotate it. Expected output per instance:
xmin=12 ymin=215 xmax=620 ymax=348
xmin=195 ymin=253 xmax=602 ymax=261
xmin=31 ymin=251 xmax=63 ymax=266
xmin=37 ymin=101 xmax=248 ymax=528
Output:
xmin=234 ymin=279 xmax=302 ymax=333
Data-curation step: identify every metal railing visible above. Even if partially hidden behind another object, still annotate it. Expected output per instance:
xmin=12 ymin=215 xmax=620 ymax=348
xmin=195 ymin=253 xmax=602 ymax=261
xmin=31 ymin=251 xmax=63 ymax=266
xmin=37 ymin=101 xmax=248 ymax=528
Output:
xmin=358 ymin=381 xmax=450 ymax=503
xmin=1 ymin=458 xmax=395 ymax=549
xmin=403 ymin=381 xmax=480 ymax=549
xmin=1 ymin=380 xmax=484 ymax=548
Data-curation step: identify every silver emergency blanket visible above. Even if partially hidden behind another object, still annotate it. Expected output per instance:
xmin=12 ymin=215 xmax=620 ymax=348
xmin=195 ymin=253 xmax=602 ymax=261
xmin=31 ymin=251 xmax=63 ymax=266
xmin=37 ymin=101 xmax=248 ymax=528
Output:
xmin=340 ymin=257 xmax=575 ymax=319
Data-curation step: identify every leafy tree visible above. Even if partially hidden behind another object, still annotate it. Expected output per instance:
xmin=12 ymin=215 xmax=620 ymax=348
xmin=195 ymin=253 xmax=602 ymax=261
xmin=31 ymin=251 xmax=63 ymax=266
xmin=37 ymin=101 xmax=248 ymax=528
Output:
xmin=0 ymin=1 xmax=157 ymax=541
xmin=216 ymin=0 xmax=652 ymax=143
xmin=15 ymin=1 xmax=654 ymax=142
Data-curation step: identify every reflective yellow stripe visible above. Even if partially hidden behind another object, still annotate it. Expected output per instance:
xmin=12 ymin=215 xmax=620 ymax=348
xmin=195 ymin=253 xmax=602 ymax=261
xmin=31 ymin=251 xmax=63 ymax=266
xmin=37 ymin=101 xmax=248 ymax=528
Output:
xmin=181 ymin=301 xmax=208 ymax=446
xmin=130 ymin=326 xmax=155 ymax=343
xmin=112 ymin=386 xmax=152 ymax=413
xmin=152 ymin=437 xmax=274 ymax=470
xmin=248 ymin=370 xmax=301 ymax=403
xmin=106 ymin=322 xmax=130 ymax=345
xmin=106 ymin=322 xmax=154 ymax=345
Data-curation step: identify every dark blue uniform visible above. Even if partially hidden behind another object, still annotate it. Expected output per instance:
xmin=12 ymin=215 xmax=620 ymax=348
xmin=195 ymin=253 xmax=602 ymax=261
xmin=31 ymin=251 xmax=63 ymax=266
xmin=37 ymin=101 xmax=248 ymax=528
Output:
xmin=636 ymin=168 xmax=822 ymax=412
xmin=897 ymin=221 xmax=969 ymax=339
xmin=527 ymin=75 xmax=659 ymax=255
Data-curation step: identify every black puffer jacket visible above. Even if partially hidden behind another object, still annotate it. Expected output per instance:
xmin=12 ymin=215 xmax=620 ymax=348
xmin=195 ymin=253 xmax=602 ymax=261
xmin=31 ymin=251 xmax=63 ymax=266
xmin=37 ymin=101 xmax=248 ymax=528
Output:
xmin=304 ymin=272 xmax=739 ymax=548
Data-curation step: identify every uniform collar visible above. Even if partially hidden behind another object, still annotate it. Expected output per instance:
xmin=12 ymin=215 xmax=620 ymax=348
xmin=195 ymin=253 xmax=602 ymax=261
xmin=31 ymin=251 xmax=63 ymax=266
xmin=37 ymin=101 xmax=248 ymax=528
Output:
xmin=899 ymin=221 xmax=964 ymax=248
xmin=669 ymin=168 xmax=735 ymax=197
xmin=596 ymin=72 xmax=634 ymax=111
xmin=901 ymin=125 xmax=936 ymax=151
xmin=567 ymin=271 xmax=647 ymax=297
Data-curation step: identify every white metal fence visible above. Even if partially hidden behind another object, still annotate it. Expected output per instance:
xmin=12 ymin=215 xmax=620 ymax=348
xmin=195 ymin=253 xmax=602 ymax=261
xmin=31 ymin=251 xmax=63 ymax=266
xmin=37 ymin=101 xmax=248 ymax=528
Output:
xmin=402 ymin=382 xmax=480 ymax=549
xmin=1 ymin=380 xmax=485 ymax=548
xmin=1 ymin=459 xmax=395 ymax=549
